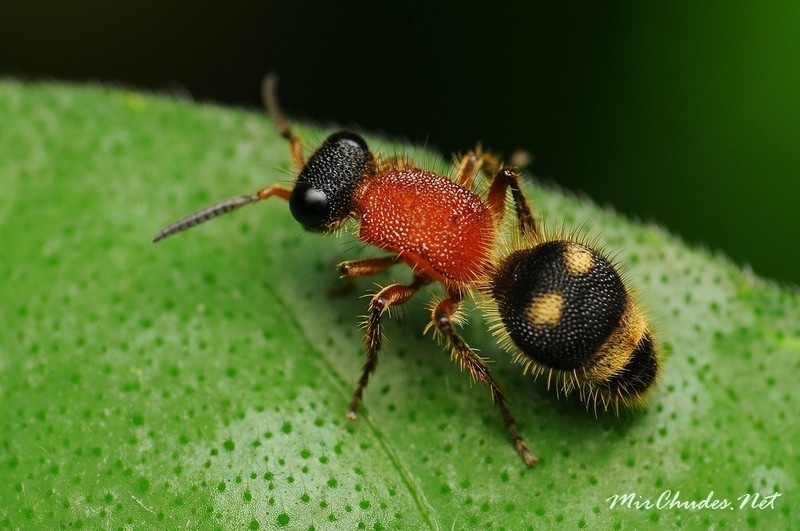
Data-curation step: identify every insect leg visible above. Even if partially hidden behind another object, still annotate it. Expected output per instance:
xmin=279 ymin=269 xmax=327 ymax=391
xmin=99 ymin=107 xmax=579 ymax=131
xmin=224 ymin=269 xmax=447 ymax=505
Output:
xmin=453 ymin=149 xmax=502 ymax=189
xmin=346 ymin=275 xmax=431 ymax=420
xmin=325 ymin=256 xmax=404 ymax=297
xmin=338 ymin=255 xmax=403 ymax=278
xmin=432 ymin=293 xmax=538 ymax=467
xmin=486 ymin=167 xmax=538 ymax=238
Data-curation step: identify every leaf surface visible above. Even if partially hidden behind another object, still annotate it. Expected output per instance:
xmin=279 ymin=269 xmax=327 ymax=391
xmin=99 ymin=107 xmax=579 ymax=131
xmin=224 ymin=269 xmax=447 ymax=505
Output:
xmin=0 ymin=81 xmax=797 ymax=529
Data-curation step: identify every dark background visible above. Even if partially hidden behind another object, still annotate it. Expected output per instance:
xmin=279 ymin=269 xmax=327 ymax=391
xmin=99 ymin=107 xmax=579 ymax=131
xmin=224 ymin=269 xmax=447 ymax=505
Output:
xmin=3 ymin=1 xmax=799 ymax=285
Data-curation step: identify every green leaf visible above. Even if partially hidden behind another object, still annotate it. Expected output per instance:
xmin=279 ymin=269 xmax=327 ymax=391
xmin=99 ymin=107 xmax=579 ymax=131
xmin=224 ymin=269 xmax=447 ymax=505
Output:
xmin=1 ymin=81 xmax=797 ymax=529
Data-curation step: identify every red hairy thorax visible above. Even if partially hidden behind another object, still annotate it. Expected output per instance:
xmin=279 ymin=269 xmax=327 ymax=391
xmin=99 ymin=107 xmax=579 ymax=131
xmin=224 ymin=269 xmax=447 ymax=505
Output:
xmin=352 ymin=167 xmax=496 ymax=286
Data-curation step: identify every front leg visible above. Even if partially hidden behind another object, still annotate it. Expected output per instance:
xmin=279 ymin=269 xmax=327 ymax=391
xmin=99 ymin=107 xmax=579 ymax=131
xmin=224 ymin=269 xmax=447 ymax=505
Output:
xmin=338 ymin=255 xmax=402 ymax=278
xmin=346 ymin=275 xmax=431 ymax=420
xmin=329 ymin=255 xmax=402 ymax=297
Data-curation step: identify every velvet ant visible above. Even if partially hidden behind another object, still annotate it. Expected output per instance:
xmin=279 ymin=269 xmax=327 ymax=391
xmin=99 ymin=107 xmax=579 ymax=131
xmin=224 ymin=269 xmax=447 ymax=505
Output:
xmin=153 ymin=75 xmax=658 ymax=467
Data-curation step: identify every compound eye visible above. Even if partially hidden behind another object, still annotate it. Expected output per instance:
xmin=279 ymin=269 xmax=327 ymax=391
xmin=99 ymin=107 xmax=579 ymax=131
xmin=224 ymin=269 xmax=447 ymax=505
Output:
xmin=326 ymin=131 xmax=368 ymax=151
xmin=289 ymin=182 xmax=330 ymax=230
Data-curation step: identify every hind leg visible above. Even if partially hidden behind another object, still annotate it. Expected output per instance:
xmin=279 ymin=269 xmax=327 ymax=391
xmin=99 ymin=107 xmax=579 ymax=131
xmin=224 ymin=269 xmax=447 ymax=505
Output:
xmin=431 ymin=291 xmax=538 ymax=467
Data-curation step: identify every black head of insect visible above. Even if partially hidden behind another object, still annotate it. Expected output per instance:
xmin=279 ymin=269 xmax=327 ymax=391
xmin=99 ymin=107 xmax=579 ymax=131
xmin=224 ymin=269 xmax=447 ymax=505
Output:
xmin=290 ymin=131 xmax=374 ymax=231
xmin=151 ymin=130 xmax=374 ymax=243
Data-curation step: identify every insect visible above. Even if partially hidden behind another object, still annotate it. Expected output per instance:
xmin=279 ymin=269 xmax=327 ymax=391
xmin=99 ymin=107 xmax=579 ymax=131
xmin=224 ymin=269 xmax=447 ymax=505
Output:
xmin=153 ymin=75 xmax=658 ymax=467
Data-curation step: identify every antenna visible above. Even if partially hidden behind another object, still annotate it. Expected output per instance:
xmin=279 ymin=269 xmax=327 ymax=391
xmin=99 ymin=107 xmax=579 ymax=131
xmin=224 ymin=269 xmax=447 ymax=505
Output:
xmin=152 ymin=185 xmax=292 ymax=243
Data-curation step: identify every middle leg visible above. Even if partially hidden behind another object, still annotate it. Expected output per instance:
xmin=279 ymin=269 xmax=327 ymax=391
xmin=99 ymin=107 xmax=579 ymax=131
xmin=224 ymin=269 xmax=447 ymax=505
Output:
xmin=346 ymin=274 xmax=431 ymax=420
xmin=454 ymin=151 xmax=537 ymax=238
xmin=453 ymin=148 xmax=503 ymax=189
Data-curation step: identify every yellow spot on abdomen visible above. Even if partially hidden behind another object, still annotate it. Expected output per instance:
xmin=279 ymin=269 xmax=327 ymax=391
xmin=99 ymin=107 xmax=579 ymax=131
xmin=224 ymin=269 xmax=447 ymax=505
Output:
xmin=564 ymin=243 xmax=595 ymax=276
xmin=583 ymin=304 xmax=647 ymax=383
xmin=526 ymin=292 xmax=564 ymax=327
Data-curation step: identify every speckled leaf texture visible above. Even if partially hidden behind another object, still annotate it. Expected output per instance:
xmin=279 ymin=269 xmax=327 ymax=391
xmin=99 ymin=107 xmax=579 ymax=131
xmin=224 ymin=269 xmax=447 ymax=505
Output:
xmin=1 ymin=82 xmax=797 ymax=529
